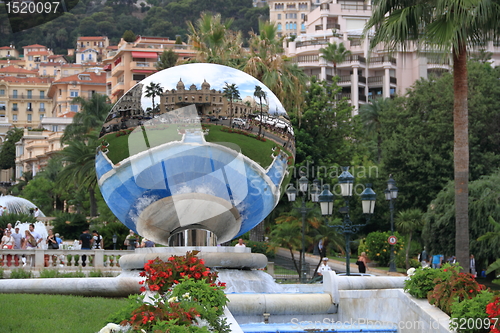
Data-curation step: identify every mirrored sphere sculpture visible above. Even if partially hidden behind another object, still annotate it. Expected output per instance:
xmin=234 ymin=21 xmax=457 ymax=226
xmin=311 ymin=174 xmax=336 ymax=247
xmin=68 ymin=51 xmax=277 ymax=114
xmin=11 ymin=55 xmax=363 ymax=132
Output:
xmin=96 ymin=64 xmax=295 ymax=245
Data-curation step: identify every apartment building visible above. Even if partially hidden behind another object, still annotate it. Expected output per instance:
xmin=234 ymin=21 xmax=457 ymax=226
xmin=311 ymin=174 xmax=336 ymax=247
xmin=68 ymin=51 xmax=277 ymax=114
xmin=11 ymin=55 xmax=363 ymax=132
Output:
xmin=269 ymin=0 xmax=320 ymax=38
xmin=104 ymin=36 xmax=196 ymax=103
xmin=22 ymin=44 xmax=54 ymax=70
xmin=0 ymin=66 xmax=38 ymax=77
xmin=15 ymin=117 xmax=72 ymax=179
xmin=279 ymin=0 xmax=500 ymax=112
xmin=76 ymin=36 xmax=110 ymax=56
xmin=48 ymin=71 xmax=107 ymax=117
xmin=0 ymin=46 xmax=20 ymax=59
xmin=0 ymin=76 xmax=53 ymax=131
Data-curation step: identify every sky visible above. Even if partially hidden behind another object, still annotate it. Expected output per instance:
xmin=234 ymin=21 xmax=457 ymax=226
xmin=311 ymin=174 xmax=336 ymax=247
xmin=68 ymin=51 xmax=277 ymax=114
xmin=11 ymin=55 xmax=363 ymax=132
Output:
xmin=138 ymin=63 xmax=286 ymax=115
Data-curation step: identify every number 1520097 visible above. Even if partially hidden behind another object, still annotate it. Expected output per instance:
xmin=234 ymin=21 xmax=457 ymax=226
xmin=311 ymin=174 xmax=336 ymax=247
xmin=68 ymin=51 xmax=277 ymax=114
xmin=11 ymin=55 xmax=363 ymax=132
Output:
xmin=6 ymin=1 xmax=60 ymax=14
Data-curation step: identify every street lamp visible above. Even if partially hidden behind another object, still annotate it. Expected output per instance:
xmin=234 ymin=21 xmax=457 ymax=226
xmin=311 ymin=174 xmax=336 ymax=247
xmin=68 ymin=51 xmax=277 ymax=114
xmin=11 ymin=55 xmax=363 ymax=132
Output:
xmin=385 ymin=174 xmax=398 ymax=272
xmin=286 ymin=175 xmax=320 ymax=283
xmin=112 ymin=234 xmax=117 ymax=250
xmin=319 ymin=167 xmax=376 ymax=276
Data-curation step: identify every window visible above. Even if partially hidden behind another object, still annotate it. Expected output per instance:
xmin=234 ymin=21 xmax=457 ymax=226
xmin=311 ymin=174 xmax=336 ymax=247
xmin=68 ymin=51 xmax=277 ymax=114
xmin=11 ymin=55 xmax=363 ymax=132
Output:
xmin=28 ymin=56 xmax=33 ymax=61
xmin=12 ymin=103 xmax=18 ymax=111
xmin=52 ymin=125 xmax=58 ymax=132
xmin=301 ymin=23 xmax=306 ymax=31
xmin=277 ymin=14 xmax=281 ymax=19
xmin=0 ymin=103 xmax=5 ymax=110
xmin=70 ymin=90 xmax=79 ymax=97
xmin=301 ymin=13 xmax=305 ymax=19
xmin=277 ymin=23 xmax=282 ymax=31
xmin=81 ymin=54 xmax=84 ymax=61
xmin=0 ymin=89 xmax=4 ymax=96
xmin=13 ymin=90 xmax=17 ymax=98
xmin=27 ymin=102 xmax=33 ymax=111
xmin=27 ymin=114 xmax=32 ymax=122
xmin=27 ymin=90 xmax=32 ymax=99
xmin=63 ymin=70 xmax=68 ymax=76
xmin=59 ymin=89 xmax=62 ymax=96
xmin=40 ymin=102 xmax=45 ymax=111
xmin=40 ymin=91 xmax=45 ymax=99
xmin=43 ymin=70 xmax=47 ymax=75
xmin=88 ymin=53 xmax=92 ymax=60
xmin=70 ymin=104 xmax=78 ymax=112
xmin=40 ymin=114 xmax=44 ymax=120
xmin=13 ymin=114 xmax=17 ymax=121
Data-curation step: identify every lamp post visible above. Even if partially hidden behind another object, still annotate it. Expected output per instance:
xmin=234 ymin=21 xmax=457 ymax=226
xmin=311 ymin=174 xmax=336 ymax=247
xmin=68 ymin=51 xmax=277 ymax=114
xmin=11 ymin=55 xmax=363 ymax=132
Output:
xmin=385 ymin=175 xmax=398 ymax=272
xmin=286 ymin=175 xmax=320 ymax=283
xmin=318 ymin=167 xmax=376 ymax=276
xmin=112 ymin=234 xmax=117 ymax=250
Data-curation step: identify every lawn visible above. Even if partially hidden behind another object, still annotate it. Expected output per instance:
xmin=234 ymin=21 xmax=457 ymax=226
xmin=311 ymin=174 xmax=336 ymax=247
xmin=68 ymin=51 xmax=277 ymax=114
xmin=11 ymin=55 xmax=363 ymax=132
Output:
xmin=0 ymin=293 xmax=128 ymax=333
xmin=204 ymin=125 xmax=277 ymax=168
xmin=100 ymin=124 xmax=279 ymax=169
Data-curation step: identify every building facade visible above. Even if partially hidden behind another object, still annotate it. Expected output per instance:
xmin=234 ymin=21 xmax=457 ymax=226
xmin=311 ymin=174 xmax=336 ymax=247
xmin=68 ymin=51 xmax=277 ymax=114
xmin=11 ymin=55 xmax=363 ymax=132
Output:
xmin=103 ymin=36 xmax=196 ymax=103
xmin=48 ymin=71 xmax=107 ymax=117
xmin=22 ymin=44 xmax=54 ymax=70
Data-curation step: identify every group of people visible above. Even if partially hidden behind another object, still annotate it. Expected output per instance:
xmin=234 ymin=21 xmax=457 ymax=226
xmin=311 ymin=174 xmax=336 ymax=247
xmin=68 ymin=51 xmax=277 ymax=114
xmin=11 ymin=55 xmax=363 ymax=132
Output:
xmin=317 ymin=252 xmax=369 ymax=277
xmin=419 ymin=247 xmax=482 ymax=277
xmin=124 ymin=230 xmax=155 ymax=249
xmin=0 ymin=223 xmax=50 ymax=250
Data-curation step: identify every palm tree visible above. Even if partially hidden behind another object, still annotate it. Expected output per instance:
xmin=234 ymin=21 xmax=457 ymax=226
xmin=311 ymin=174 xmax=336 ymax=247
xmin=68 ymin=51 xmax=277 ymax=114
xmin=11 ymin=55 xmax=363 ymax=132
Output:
xmin=244 ymin=20 xmax=308 ymax=117
xmin=365 ymin=0 xmax=500 ymax=273
xmin=396 ymin=209 xmax=424 ymax=269
xmin=270 ymin=221 xmax=302 ymax=275
xmin=58 ymin=134 xmax=99 ymax=217
xmin=319 ymin=42 xmax=351 ymax=77
xmin=254 ymin=85 xmax=267 ymax=138
xmin=187 ymin=12 xmax=243 ymax=65
xmin=359 ymin=97 xmax=390 ymax=163
xmin=222 ymin=83 xmax=240 ymax=126
xmin=61 ymin=93 xmax=111 ymax=143
xmin=144 ymin=82 xmax=163 ymax=117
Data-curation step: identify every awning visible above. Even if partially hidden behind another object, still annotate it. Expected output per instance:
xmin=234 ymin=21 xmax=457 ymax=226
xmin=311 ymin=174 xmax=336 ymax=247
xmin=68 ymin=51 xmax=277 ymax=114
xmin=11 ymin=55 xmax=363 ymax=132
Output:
xmin=131 ymin=52 xmax=158 ymax=59
xmin=132 ymin=69 xmax=154 ymax=73
xmin=103 ymin=64 xmax=111 ymax=71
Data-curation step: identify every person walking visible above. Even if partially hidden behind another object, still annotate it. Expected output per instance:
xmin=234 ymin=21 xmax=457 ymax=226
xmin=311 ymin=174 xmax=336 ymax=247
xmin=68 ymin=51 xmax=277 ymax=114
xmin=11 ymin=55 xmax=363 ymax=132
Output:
xmin=470 ymin=254 xmax=477 ymax=278
xmin=318 ymin=257 xmax=332 ymax=276
xmin=356 ymin=252 xmax=368 ymax=274
xmin=92 ymin=230 xmax=103 ymax=250
xmin=79 ymin=229 xmax=92 ymax=267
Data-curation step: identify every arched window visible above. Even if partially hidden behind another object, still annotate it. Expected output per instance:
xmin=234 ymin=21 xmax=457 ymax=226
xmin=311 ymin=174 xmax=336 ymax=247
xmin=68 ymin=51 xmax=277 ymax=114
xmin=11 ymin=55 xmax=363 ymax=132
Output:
xmin=277 ymin=23 xmax=282 ymax=31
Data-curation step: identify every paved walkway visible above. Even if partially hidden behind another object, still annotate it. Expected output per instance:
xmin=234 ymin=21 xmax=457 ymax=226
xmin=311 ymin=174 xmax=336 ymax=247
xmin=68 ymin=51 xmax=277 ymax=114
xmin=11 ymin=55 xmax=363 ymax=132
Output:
xmin=275 ymin=248 xmax=405 ymax=277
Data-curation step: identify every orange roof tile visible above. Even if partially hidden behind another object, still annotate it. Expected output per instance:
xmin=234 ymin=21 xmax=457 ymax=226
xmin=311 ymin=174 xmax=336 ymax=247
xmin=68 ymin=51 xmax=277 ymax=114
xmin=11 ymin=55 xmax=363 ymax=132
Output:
xmin=26 ymin=51 xmax=50 ymax=56
xmin=23 ymin=44 xmax=47 ymax=49
xmin=58 ymin=111 xmax=77 ymax=118
xmin=0 ymin=46 xmax=15 ymax=50
xmin=53 ymin=71 xmax=106 ymax=84
xmin=0 ymin=65 xmax=37 ymax=74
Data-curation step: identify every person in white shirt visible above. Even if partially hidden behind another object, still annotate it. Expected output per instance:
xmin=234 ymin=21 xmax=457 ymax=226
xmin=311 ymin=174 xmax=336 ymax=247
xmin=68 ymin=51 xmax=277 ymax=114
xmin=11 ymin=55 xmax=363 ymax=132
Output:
xmin=318 ymin=257 xmax=332 ymax=276
xmin=234 ymin=238 xmax=246 ymax=248
xmin=34 ymin=208 xmax=40 ymax=218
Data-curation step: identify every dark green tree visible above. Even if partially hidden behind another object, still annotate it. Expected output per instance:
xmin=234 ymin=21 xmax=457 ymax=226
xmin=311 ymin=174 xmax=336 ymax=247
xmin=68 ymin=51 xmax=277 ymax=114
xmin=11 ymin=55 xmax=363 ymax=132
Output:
xmin=156 ymin=49 xmax=178 ymax=70
xmin=144 ymin=82 xmax=164 ymax=117
xmin=122 ymin=30 xmax=136 ymax=42
xmin=254 ymin=85 xmax=266 ymax=138
xmin=0 ymin=128 xmax=23 ymax=170
xmin=222 ymin=83 xmax=240 ymax=126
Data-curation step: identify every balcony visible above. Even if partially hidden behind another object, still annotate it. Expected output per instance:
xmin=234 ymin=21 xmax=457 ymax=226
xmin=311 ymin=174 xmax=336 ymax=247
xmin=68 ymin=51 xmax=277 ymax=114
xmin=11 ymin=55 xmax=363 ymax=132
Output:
xmin=295 ymin=55 xmax=319 ymax=64
xmin=326 ymin=23 xmax=341 ymax=30
xmin=39 ymin=108 xmax=46 ymax=112
xmin=12 ymin=107 xmax=18 ymax=111
xmin=111 ymin=62 xmax=124 ymax=77
xmin=296 ymin=39 xmax=329 ymax=48
xmin=369 ymin=56 xmax=397 ymax=66
xmin=367 ymin=76 xmax=397 ymax=85
xmin=331 ymin=75 xmax=367 ymax=85
xmin=26 ymin=108 xmax=33 ymax=112
xmin=341 ymin=3 xmax=371 ymax=11
xmin=131 ymin=61 xmax=156 ymax=69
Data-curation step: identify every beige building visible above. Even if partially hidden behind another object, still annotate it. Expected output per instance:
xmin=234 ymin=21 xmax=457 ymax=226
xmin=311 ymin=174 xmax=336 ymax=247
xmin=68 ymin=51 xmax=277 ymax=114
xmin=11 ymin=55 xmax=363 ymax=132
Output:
xmin=269 ymin=0 xmax=320 ymax=38
xmin=48 ymin=71 xmax=107 ymax=117
xmin=161 ymin=79 xmax=255 ymax=118
xmin=0 ymin=46 xmax=20 ymax=59
xmin=0 ymin=66 xmax=38 ymax=78
xmin=0 ymin=76 xmax=53 ymax=130
xmin=104 ymin=36 xmax=196 ymax=103
xmin=15 ymin=117 xmax=72 ymax=180
xmin=278 ymin=0 xmax=500 ymax=112
xmin=22 ymin=44 xmax=54 ymax=70
xmin=76 ymin=36 xmax=110 ymax=57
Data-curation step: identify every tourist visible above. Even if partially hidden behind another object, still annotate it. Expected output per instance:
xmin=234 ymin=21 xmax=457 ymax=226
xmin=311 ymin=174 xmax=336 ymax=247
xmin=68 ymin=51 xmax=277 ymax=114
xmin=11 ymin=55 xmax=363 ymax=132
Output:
xmin=318 ymin=257 xmax=332 ymax=276
xmin=470 ymin=254 xmax=477 ymax=278
xmin=92 ymin=230 xmax=103 ymax=250
xmin=11 ymin=227 xmax=23 ymax=249
xmin=1 ymin=230 xmax=14 ymax=249
xmin=55 ymin=233 xmax=63 ymax=245
xmin=28 ymin=223 xmax=42 ymax=247
xmin=356 ymin=252 xmax=368 ymax=274
xmin=46 ymin=230 xmax=58 ymax=249
xmin=124 ymin=230 xmax=138 ymax=250
xmin=4 ymin=223 xmax=14 ymax=235
xmin=234 ymin=238 xmax=246 ymax=248
xmin=33 ymin=208 xmax=40 ymax=218
xmin=419 ymin=246 xmax=429 ymax=267
xmin=431 ymin=253 xmax=443 ymax=269
xmin=24 ymin=230 xmax=37 ymax=249
xmin=79 ymin=229 xmax=92 ymax=267
xmin=141 ymin=238 xmax=155 ymax=248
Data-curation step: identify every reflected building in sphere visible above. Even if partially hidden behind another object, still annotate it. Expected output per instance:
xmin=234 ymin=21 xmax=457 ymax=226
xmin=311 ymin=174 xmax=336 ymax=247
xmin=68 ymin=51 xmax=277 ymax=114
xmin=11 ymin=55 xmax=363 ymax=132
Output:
xmin=96 ymin=63 xmax=294 ymax=246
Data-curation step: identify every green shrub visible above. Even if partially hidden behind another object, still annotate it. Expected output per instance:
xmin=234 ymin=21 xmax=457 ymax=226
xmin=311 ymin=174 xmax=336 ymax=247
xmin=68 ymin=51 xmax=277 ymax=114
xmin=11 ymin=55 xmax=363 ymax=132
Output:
xmin=10 ymin=268 xmax=32 ymax=279
xmin=365 ymin=231 xmax=405 ymax=266
xmin=404 ymin=265 xmax=453 ymax=298
xmin=428 ymin=265 xmax=486 ymax=315
xmin=60 ymin=271 xmax=86 ymax=278
xmin=39 ymin=269 xmax=61 ymax=278
xmin=450 ymin=290 xmax=495 ymax=333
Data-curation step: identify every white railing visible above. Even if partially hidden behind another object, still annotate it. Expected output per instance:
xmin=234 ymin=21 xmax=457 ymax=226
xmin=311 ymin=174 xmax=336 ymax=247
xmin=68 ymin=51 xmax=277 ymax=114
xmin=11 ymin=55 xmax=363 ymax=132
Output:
xmin=0 ymin=249 xmax=134 ymax=271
